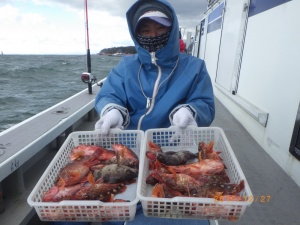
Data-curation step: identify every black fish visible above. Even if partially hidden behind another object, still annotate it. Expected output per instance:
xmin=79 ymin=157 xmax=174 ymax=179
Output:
xmin=92 ymin=164 xmax=138 ymax=183
xmin=147 ymin=150 xmax=197 ymax=166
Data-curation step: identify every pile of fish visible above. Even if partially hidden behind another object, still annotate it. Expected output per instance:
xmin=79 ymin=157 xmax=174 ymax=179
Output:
xmin=145 ymin=141 xmax=245 ymax=200
xmin=42 ymin=144 xmax=139 ymax=202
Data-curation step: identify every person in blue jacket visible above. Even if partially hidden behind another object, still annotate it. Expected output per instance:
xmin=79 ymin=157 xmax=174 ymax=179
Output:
xmin=94 ymin=1 xmax=213 ymax=224
xmin=52 ymin=1 xmax=214 ymax=225
xmin=94 ymin=0 xmax=215 ymax=135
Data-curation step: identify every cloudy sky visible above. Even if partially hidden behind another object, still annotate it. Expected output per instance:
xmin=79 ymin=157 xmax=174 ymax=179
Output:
xmin=0 ymin=0 xmax=207 ymax=55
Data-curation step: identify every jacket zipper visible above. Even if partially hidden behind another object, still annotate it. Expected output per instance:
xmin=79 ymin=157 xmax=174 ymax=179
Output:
xmin=137 ymin=52 xmax=162 ymax=130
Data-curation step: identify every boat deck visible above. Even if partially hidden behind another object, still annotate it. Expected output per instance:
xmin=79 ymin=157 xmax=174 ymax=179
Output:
xmin=27 ymin=97 xmax=300 ymax=225
xmin=211 ymin=98 xmax=300 ymax=225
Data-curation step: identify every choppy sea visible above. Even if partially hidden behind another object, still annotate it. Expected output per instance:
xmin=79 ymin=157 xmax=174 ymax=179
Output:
xmin=0 ymin=54 xmax=121 ymax=133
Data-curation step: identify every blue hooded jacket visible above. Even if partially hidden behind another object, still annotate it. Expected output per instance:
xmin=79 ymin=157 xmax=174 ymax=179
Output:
xmin=95 ymin=0 xmax=215 ymax=131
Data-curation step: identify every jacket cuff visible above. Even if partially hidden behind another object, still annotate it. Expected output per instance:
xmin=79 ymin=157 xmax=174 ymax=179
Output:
xmin=169 ymin=104 xmax=196 ymax=124
xmin=101 ymin=104 xmax=130 ymax=128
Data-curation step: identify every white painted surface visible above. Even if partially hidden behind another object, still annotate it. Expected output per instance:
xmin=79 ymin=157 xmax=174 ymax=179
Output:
xmin=215 ymin=0 xmax=247 ymax=91
xmin=198 ymin=0 xmax=300 ymax=186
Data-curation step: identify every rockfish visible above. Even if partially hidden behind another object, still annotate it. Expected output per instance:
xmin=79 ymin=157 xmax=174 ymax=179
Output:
xmin=146 ymin=150 xmax=197 ymax=166
xmin=42 ymin=183 xmax=84 ymax=202
xmin=91 ymin=164 xmax=138 ymax=184
xmin=56 ymin=156 xmax=97 ymax=187
xmin=106 ymin=144 xmax=139 ymax=169
xmin=191 ymin=180 xmax=245 ymax=198
xmin=69 ymin=145 xmax=116 ymax=162
xmin=74 ymin=182 xmax=127 ymax=202
xmin=166 ymin=159 xmax=225 ymax=176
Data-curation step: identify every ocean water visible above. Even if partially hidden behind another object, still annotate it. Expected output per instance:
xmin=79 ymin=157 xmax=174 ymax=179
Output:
xmin=0 ymin=55 xmax=121 ymax=133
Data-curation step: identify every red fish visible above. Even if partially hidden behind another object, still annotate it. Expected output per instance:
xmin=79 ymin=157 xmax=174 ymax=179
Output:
xmin=74 ymin=181 xmax=127 ymax=202
xmin=69 ymin=145 xmax=101 ymax=160
xmin=42 ymin=183 xmax=84 ymax=202
xmin=192 ymin=170 xmax=230 ymax=184
xmin=165 ymin=159 xmax=225 ymax=176
xmin=69 ymin=145 xmax=116 ymax=162
xmin=56 ymin=156 xmax=97 ymax=187
xmin=149 ymin=171 xmax=208 ymax=194
xmin=148 ymin=141 xmax=162 ymax=152
xmin=151 ymin=183 xmax=185 ymax=198
xmin=198 ymin=141 xmax=222 ymax=161
xmin=191 ymin=180 xmax=245 ymax=198
xmin=146 ymin=160 xmax=172 ymax=185
xmin=107 ymin=144 xmax=139 ymax=169
xmin=151 ymin=183 xmax=165 ymax=198
xmin=147 ymin=141 xmax=162 ymax=170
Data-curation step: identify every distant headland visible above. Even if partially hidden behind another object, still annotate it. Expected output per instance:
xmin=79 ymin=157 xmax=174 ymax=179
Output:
xmin=98 ymin=46 xmax=136 ymax=56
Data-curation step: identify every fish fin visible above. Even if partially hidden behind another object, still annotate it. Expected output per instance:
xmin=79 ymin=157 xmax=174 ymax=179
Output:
xmin=116 ymin=151 xmax=120 ymax=166
xmin=87 ymin=171 xmax=95 ymax=185
xmin=120 ymin=185 xmax=127 ymax=193
xmin=208 ymin=141 xmax=214 ymax=151
xmin=146 ymin=151 xmax=157 ymax=160
xmin=70 ymin=151 xmax=82 ymax=160
xmin=151 ymin=183 xmax=165 ymax=198
xmin=234 ymin=180 xmax=245 ymax=193
xmin=198 ymin=142 xmax=203 ymax=152
xmin=90 ymin=159 xmax=101 ymax=166
xmin=215 ymin=191 xmax=223 ymax=197
xmin=109 ymin=194 xmax=114 ymax=202
xmin=198 ymin=152 xmax=203 ymax=161
xmin=149 ymin=161 xmax=155 ymax=170
xmin=198 ymin=143 xmax=203 ymax=161
xmin=152 ymin=159 xmax=166 ymax=171
xmin=168 ymin=167 xmax=177 ymax=179
xmin=122 ymin=146 xmax=126 ymax=158
xmin=222 ymin=171 xmax=230 ymax=183
xmin=148 ymin=141 xmax=162 ymax=152
xmin=57 ymin=177 xmax=66 ymax=187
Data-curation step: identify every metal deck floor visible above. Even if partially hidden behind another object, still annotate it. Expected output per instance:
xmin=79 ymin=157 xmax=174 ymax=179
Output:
xmin=212 ymin=98 xmax=300 ymax=225
xmin=28 ymin=98 xmax=300 ymax=225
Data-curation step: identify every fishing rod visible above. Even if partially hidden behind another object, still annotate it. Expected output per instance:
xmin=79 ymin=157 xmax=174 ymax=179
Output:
xmin=81 ymin=0 xmax=96 ymax=94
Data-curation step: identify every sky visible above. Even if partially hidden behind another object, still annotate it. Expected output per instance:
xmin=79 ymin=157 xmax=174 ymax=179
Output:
xmin=0 ymin=0 xmax=208 ymax=55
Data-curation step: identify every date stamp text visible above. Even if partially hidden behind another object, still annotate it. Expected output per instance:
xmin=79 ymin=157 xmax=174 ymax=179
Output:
xmin=214 ymin=195 xmax=271 ymax=202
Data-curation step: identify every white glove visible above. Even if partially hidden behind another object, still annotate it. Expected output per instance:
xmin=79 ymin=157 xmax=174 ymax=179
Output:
xmin=95 ymin=109 xmax=123 ymax=135
xmin=172 ymin=107 xmax=197 ymax=129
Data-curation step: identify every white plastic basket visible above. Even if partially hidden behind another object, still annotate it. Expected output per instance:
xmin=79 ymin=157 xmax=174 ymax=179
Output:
xmin=28 ymin=129 xmax=144 ymax=222
xmin=137 ymin=127 xmax=253 ymax=221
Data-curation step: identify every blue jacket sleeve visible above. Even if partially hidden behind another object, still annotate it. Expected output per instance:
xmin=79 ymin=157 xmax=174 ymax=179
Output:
xmin=169 ymin=60 xmax=215 ymax=127
xmin=95 ymin=60 xmax=127 ymax=116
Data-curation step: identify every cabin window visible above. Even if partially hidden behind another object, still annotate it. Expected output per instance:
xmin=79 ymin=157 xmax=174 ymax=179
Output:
xmin=214 ymin=0 xmax=248 ymax=93
xmin=193 ymin=24 xmax=201 ymax=57
xmin=207 ymin=2 xmax=224 ymax=34
xmin=290 ymin=103 xmax=300 ymax=161
xmin=194 ymin=19 xmax=205 ymax=58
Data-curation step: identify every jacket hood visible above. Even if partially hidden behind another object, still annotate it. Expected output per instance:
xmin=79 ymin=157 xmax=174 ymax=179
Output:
xmin=126 ymin=0 xmax=180 ymax=66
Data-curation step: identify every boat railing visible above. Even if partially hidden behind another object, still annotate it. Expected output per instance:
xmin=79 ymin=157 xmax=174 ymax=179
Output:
xmin=0 ymin=79 xmax=105 ymax=224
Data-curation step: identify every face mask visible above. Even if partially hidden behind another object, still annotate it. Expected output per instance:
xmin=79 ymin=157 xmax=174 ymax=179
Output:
xmin=136 ymin=30 xmax=171 ymax=52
